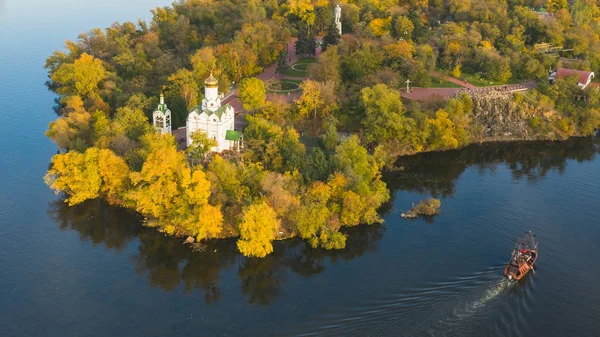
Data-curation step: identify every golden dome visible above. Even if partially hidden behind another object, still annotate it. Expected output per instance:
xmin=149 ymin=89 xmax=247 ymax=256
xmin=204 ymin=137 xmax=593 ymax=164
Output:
xmin=204 ymin=71 xmax=218 ymax=87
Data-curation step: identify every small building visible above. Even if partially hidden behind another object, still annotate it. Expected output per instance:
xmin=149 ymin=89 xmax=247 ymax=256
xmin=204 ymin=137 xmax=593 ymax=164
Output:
xmin=152 ymin=92 xmax=171 ymax=135
xmin=549 ymin=68 xmax=595 ymax=89
xmin=186 ymin=72 xmax=239 ymax=152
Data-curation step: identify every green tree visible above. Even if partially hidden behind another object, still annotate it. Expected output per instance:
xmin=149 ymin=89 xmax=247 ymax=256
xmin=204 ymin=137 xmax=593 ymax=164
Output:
xmin=322 ymin=23 xmax=341 ymax=52
xmin=305 ymin=147 xmax=330 ymax=182
xmin=360 ymin=84 xmax=407 ymax=144
xmin=294 ymin=30 xmax=317 ymax=56
xmin=168 ymin=68 xmax=199 ymax=110
xmin=394 ymin=15 xmax=414 ymax=40
xmin=113 ymin=106 xmax=153 ymax=142
xmin=275 ymin=51 xmax=289 ymax=76
xmin=238 ymin=77 xmax=266 ymax=112
xmin=50 ymin=53 xmax=108 ymax=100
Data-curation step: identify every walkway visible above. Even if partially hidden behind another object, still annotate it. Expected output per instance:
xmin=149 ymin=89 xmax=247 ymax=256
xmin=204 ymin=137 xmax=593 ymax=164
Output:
xmin=430 ymin=71 xmax=477 ymax=89
xmin=230 ymin=37 xmax=321 ymax=129
xmin=401 ymin=82 xmax=537 ymax=101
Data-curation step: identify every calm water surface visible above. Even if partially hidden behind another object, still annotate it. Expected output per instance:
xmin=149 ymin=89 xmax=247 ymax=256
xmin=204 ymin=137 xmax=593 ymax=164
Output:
xmin=1 ymin=1 xmax=600 ymax=336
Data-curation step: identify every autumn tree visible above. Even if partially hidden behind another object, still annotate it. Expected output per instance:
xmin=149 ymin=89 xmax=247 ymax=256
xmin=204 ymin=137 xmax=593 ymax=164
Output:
xmin=128 ymin=133 xmax=222 ymax=240
xmin=394 ymin=15 xmax=414 ymax=40
xmin=50 ymin=53 xmax=108 ymax=100
xmin=44 ymin=148 xmax=130 ymax=206
xmin=112 ymin=106 xmax=153 ymax=142
xmin=238 ymin=77 xmax=266 ymax=112
xmin=168 ymin=68 xmax=199 ymax=110
xmin=186 ymin=130 xmax=218 ymax=166
xmin=243 ymin=116 xmax=306 ymax=173
xmin=237 ymin=201 xmax=280 ymax=258
xmin=360 ymin=84 xmax=408 ymax=144
xmin=295 ymin=79 xmax=324 ymax=132
xmin=309 ymin=45 xmax=341 ymax=84
xmin=46 ymin=96 xmax=92 ymax=152
xmin=425 ymin=110 xmax=460 ymax=150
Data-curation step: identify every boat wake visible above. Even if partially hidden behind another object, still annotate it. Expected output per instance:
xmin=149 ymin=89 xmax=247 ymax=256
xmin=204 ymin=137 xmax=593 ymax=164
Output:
xmin=287 ymin=266 xmax=524 ymax=337
xmin=460 ymin=278 xmax=515 ymax=313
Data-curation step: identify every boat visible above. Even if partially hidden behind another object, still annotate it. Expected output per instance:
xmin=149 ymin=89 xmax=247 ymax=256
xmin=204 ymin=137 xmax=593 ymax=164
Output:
xmin=504 ymin=231 xmax=538 ymax=281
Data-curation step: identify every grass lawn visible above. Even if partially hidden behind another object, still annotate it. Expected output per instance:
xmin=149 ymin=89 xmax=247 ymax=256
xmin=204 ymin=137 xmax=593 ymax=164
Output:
xmin=428 ymin=75 xmax=462 ymax=88
xmin=459 ymin=70 xmax=522 ymax=87
xmin=285 ymin=57 xmax=317 ymax=77
xmin=266 ymin=79 xmax=303 ymax=94
xmin=436 ymin=68 xmax=524 ymax=87
xmin=299 ymin=134 xmax=320 ymax=150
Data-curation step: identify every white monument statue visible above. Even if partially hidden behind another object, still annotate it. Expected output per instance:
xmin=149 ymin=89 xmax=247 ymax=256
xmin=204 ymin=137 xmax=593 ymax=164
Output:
xmin=186 ymin=72 xmax=242 ymax=152
xmin=334 ymin=5 xmax=342 ymax=36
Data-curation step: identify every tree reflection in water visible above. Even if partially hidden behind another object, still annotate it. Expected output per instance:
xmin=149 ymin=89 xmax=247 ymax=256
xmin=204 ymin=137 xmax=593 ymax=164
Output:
xmin=47 ymin=198 xmax=385 ymax=305
xmin=47 ymin=138 xmax=599 ymax=305
xmin=387 ymin=137 xmax=599 ymax=197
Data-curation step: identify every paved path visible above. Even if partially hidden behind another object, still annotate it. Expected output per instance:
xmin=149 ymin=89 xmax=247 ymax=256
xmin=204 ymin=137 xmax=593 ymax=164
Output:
xmin=231 ymin=38 xmax=321 ymax=128
xmin=430 ymin=71 xmax=477 ymax=89
xmin=401 ymin=82 xmax=537 ymax=101
xmin=176 ymin=37 xmax=321 ymax=138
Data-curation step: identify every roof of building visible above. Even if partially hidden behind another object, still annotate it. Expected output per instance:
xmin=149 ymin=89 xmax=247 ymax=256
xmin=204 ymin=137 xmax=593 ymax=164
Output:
xmin=205 ymin=72 xmax=218 ymax=86
xmin=586 ymin=82 xmax=600 ymax=91
xmin=154 ymin=103 xmax=169 ymax=113
xmin=190 ymin=103 xmax=232 ymax=121
xmin=553 ymin=68 xmax=594 ymax=84
xmin=225 ymin=130 xmax=243 ymax=141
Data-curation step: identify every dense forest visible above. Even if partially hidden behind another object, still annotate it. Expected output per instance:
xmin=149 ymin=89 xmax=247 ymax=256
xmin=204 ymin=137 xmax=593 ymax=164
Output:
xmin=44 ymin=0 xmax=600 ymax=258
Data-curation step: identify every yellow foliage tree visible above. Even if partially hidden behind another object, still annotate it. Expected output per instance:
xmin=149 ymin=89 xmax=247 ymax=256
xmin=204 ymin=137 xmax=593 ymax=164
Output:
xmin=51 ymin=53 xmax=107 ymax=99
xmin=237 ymin=201 xmax=280 ymax=258
xmin=368 ymin=17 xmax=392 ymax=37
xmin=97 ymin=149 xmax=131 ymax=205
xmin=46 ymin=96 xmax=92 ymax=151
xmin=286 ymin=0 xmax=315 ymax=25
xmin=238 ymin=77 xmax=266 ymax=112
xmin=295 ymin=181 xmax=332 ymax=247
xmin=45 ymin=147 xmax=130 ymax=206
xmin=128 ymin=134 xmax=222 ymax=240
xmin=426 ymin=110 xmax=459 ymax=150
xmin=451 ymin=63 xmax=462 ymax=78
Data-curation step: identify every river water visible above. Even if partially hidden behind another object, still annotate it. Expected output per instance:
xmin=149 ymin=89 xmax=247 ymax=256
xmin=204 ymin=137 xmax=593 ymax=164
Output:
xmin=1 ymin=1 xmax=599 ymax=336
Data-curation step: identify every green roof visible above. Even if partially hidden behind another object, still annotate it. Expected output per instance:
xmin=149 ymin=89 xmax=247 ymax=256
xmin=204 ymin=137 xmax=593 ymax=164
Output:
xmin=190 ymin=103 xmax=232 ymax=121
xmin=154 ymin=103 xmax=168 ymax=114
xmin=225 ymin=130 xmax=243 ymax=141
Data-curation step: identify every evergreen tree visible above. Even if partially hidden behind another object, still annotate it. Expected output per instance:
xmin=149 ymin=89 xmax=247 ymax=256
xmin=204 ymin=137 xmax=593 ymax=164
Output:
xmin=294 ymin=30 xmax=317 ymax=57
xmin=275 ymin=51 xmax=289 ymax=76
xmin=321 ymin=23 xmax=341 ymax=52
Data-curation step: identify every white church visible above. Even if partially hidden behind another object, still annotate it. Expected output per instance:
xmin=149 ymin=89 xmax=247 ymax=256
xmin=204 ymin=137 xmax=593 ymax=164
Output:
xmin=153 ymin=72 xmax=242 ymax=153
xmin=186 ymin=72 xmax=242 ymax=152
